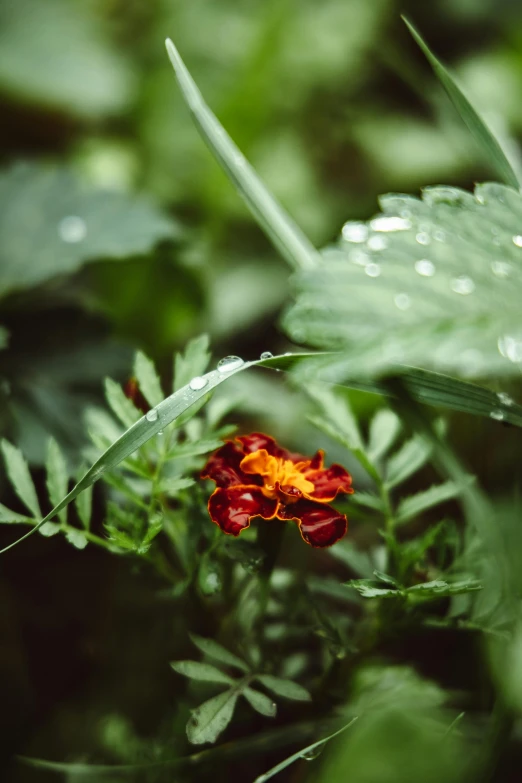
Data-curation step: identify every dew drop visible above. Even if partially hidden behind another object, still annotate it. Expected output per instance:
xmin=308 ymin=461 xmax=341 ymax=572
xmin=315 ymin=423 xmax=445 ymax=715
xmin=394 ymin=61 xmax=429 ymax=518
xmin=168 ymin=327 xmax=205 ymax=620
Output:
xmin=498 ymin=335 xmax=522 ymax=363
xmin=157 ymin=430 xmax=164 ymax=436
xmin=260 ymin=351 xmax=273 ymax=360
xmin=341 ymin=221 xmax=368 ymax=243
xmin=414 ymin=259 xmax=435 ymax=277
xmin=349 ymin=248 xmax=370 ymax=266
xmin=497 ymin=392 xmax=514 ymax=406
xmin=450 ymin=276 xmax=475 ymax=295
xmin=513 ymin=235 xmax=522 ymax=248
xmin=491 ymin=261 xmax=512 ymax=278
xmin=394 ymin=293 xmax=411 ymax=310
xmin=146 ymin=409 xmax=158 ymax=422
xmin=58 ymin=215 xmax=87 ymax=243
xmin=490 ymin=410 xmax=505 ymax=421
xmin=370 ymin=216 xmax=411 ymax=232
xmin=302 ymin=745 xmax=325 ymax=761
xmin=217 ymin=356 xmax=244 ymax=373
xmin=365 ymin=263 xmax=381 ymax=277
xmin=367 ymin=235 xmax=388 ymax=251
xmin=189 ymin=376 xmax=208 ymax=391
xmin=416 ymin=231 xmax=431 ymax=246
xmin=433 ymin=229 xmax=446 ymax=242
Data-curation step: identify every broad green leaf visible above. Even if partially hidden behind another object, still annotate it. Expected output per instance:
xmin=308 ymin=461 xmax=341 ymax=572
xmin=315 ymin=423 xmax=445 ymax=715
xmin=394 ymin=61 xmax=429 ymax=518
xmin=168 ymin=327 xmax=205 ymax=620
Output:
xmin=254 ymin=718 xmax=359 ymax=783
xmin=0 ymin=503 xmax=30 ymax=524
xmin=45 ymin=438 xmax=68 ymax=525
xmin=0 ymin=163 xmax=176 ymax=299
xmin=133 ymin=351 xmax=164 ymax=408
xmin=403 ymin=18 xmax=520 ymax=190
xmin=385 ymin=433 xmax=432 ymax=489
xmin=174 ymin=335 xmax=211 ymax=392
xmin=1 ymin=440 xmax=41 ymax=518
xmin=243 ymin=687 xmax=277 ymax=718
xmin=186 ymin=688 xmax=240 ymax=745
xmin=165 ymin=39 xmax=319 ymax=273
xmin=396 ymin=481 xmax=465 ymax=525
xmin=367 ymin=409 xmax=401 ymax=461
xmin=65 ymin=528 xmax=88 ymax=550
xmin=256 ymin=675 xmax=311 ymax=702
xmin=0 ymin=0 xmax=135 ymax=119
xmin=74 ymin=464 xmax=92 ymax=530
xmin=171 ymin=661 xmax=235 ymax=685
xmin=284 ymin=183 xmax=522 ymax=379
xmin=189 ymin=634 xmax=250 ymax=673
xmin=104 ymin=379 xmax=141 ymax=429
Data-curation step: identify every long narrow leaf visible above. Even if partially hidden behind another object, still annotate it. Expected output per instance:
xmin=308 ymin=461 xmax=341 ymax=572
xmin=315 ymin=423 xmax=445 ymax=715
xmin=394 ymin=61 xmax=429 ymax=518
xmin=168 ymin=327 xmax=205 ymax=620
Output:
xmin=165 ymin=39 xmax=319 ymax=273
xmin=403 ymin=17 xmax=520 ymax=190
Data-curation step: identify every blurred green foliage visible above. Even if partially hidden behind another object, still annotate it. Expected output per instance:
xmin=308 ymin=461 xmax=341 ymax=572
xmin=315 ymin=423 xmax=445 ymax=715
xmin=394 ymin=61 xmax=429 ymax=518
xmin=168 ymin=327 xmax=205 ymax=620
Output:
xmin=2 ymin=0 xmax=522 ymax=781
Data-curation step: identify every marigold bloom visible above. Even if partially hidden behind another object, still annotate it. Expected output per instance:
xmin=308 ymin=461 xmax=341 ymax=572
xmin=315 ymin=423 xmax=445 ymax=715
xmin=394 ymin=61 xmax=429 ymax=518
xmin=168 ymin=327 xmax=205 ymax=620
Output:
xmin=201 ymin=433 xmax=354 ymax=548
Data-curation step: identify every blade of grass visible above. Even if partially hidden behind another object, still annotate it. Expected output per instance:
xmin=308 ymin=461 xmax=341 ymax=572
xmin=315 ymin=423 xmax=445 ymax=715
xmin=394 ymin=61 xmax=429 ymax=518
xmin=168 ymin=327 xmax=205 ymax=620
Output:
xmin=164 ymin=38 xmax=319 ymax=272
xmin=403 ymin=17 xmax=520 ymax=190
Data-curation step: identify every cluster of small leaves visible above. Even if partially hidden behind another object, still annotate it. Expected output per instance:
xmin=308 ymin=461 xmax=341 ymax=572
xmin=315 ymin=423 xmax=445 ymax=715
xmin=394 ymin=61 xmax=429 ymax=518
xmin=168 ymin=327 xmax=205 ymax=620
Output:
xmin=346 ymin=569 xmax=482 ymax=602
xmin=1 ymin=437 xmax=91 ymax=549
xmin=171 ymin=634 xmax=311 ymax=744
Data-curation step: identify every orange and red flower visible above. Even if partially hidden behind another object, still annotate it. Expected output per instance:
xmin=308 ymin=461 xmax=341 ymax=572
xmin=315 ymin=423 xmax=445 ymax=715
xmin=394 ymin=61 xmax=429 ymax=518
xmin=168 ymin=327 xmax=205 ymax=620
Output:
xmin=201 ymin=433 xmax=354 ymax=548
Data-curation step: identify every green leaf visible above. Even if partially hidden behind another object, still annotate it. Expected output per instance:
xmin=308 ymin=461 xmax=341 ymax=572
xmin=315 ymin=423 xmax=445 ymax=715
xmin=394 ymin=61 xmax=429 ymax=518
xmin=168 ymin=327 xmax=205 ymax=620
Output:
xmin=189 ymin=634 xmax=250 ymax=673
xmin=385 ymin=434 xmax=432 ymax=489
xmin=254 ymin=718 xmax=359 ymax=783
xmin=74 ymin=464 xmax=92 ymax=530
xmin=285 ymin=182 xmax=522 ymax=379
xmin=345 ymin=579 xmax=400 ymax=599
xmin=256 ymin=675 xmax=311 ymax=702
xmin=174 ymin=334 xmax=211 ymax=392
xmin=104 ymin=379 xmax=141 ymax=429
xmin=403 ymin=17 xmax=520 ymax=190
xmin=167 ymin=439 xmax=224 ymax=459
xmin=165 ymin=39 xmax=319 ymax=273
xmin=157 ymin=477 xmax=195 ymax=496
xmin=350 ymin=492 xmax=385 ymax=513
xmin=396 ymin=481 xmax=465 ymax=525
xmin=197 ymin=554 xmax=224 ymax=596
xmin=133 ymin=351 xmax=164 ymax=408
xmin=39 ymin=522 xmax=61 ymax=537
xmin=171 ymin=661 xmax=235 ymax=685
xmin=186 ymin=689 xmax=240 ymax=745
xmin=407 ymin=579 xmax=482 ymax=599
xmin=0 ymin=503 xmax=31 ymax=524
xmin=65 ymin=528 xmax=88 ymax=550
xmin=45 ymin=438 xmax=68 ymax=525
xmin=327 ymin=541 xmax=375 ymax=577
xmin=374 ymin=570 xmax=401 ymax=587
xmin=1 ymin=439 xmax=41 ymax=518
xmin=243 ymin=687 xmax=277 ymax=718
xmin=368 ymin=409 xmax=401 ymax=461
xmin=0 ymin=0 xmax=135 ymax=118
xmin=0 ymin=163 xmax=176 ymax=299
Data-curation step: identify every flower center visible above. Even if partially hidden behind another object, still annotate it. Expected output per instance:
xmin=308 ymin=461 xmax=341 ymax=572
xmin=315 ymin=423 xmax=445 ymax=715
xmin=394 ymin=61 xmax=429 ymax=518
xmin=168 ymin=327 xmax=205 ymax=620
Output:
xmin=240 ymin=449 xmax=314 ymax=502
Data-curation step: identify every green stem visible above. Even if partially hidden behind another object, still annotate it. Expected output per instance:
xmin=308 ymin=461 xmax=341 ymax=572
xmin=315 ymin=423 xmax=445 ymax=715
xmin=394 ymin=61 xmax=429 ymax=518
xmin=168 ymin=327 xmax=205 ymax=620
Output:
xmin=255 ymin=521 xmax=286 ymax=628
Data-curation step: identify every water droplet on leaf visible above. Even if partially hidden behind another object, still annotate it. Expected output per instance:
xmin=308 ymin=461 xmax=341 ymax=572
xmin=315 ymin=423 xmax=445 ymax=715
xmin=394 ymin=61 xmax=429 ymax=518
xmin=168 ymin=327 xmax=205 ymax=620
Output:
xmin=58 ymin=215 xmax=87 ymax=243
xmin=513 ymin=235 xmax=522 ymax=248
xmin=217 ymin=356 xmax=244 ymax=373
xmin=302 ymin=745 xmax=325 ymax=761
xmin=450 ymin=276 xmax=475 ymax=295
xmin=189 ymin=376 xmax=208 ymax=391
xmin=341 ymin=221 xmax=368 ymax=243
xmin=260 ymin=351 xmax=273 ymax=360
xmin=497 ymin=392 xmax=513 ymax=406
xmin=414 ymin=259 xmax=435 ymax=277
xmin=367 ymin=235 xmax=388 ymax=251
xmin=416 ymin=232 xmax=431 ymax=246
xmin=394 ymin=293 xmax=411 ymax=310
xmin=370 ymin=216 xmax=411 ymax=232
xmin=365 ymin=263 xmax=381 ymax=277
xmin=490 ymin=410 xmax=505 ymax=421
xmin=146 ymin=409 xmax=158 ymax=422
xmin=491 ymin=261 xmax=512 ymax=278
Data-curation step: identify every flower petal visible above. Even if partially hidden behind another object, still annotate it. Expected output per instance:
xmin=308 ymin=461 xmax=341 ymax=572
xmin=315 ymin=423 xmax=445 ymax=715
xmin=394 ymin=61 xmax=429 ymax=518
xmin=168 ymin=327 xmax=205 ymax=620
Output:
xmin=201 ymin=442 xmax=260 ymax=488
xmin=304 ymin=464 xmax=354 ymax=502
xmin=278 ymin=500 xmax=347 ymax=548
xmin=208 ymin=486 xmax=279 ymax=536
xmin=236 ymin=433 xmax=306 ymax=463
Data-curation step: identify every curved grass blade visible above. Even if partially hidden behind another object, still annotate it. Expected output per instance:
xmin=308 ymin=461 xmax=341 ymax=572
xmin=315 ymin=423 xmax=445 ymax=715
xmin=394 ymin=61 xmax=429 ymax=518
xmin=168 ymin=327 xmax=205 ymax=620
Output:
xmin=254 ymin=717 xmax=358 ymax=783
xmin=164 ymin=39 xmax=319 ymax=273
xmin=2 ymin=353 xmax=520 ymax=554
xmin=403 ymin=17 xmax=520 ymax=190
